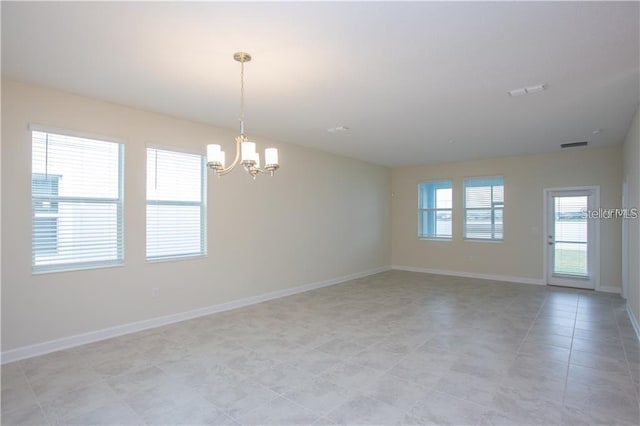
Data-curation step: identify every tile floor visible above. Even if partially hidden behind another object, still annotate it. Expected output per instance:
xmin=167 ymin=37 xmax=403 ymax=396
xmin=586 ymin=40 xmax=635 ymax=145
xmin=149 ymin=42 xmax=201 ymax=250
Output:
xmin=1 ymin=270 xmax=639 ymax=425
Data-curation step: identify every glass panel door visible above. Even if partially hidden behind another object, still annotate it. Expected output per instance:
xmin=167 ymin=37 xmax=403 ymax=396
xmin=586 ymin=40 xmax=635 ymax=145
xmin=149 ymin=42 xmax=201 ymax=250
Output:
xmin=546 ymin=189 xmax=597 ymax=289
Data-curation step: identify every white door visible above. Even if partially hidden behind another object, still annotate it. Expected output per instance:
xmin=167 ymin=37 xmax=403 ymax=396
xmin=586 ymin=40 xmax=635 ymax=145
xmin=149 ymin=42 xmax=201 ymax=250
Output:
xmin=546 ymin=188 xmax=598 ymax=289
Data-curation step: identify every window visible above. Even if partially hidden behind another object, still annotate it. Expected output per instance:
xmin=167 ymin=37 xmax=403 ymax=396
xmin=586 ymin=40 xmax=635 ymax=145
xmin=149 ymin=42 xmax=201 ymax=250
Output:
xmin=418 ymin=180 xmax=452 ymax=239
xmin=146 ymin=148 xmax=206 ymax=261
xmin=464 ymin=176 xmax=504 ymax=240
xmin=31 ymin=130 xmax=124 ymax=273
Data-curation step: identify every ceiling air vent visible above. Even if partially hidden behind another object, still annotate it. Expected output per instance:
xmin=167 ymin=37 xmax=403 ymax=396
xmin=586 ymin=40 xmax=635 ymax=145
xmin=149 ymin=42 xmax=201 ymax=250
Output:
xmin=561 ymin=141 xmax=588 ymax=149
xmin=508 ymin=84 xmax=546 ymax=97
xmin=328 ymin=126 xmax=350 ymax=133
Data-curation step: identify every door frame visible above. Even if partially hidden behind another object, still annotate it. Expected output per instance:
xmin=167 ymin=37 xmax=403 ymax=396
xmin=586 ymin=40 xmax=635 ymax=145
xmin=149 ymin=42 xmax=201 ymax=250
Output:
xmin=622 ymin=178 xmax=628 ymax=299
xmin=543 ymin=186 xmax=600 ymax=290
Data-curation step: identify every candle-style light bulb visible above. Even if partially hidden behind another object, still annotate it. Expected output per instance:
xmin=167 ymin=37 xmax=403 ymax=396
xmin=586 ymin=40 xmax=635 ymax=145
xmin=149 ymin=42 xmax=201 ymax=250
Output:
xmin=241 ymin=142 xmax=257 ymax=162
xmin=265 ymin=148 xmax=278 ymax=166
xmin=207 ymin=144 xmax=221 ymax=163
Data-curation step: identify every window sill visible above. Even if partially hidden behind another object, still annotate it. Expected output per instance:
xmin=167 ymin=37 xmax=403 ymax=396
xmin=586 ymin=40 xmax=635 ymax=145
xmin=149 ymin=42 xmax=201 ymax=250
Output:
xmin=32 ymin=260 xmax=124 ymax=275
xmin=146 ymin=254 xmax=207 ymax=264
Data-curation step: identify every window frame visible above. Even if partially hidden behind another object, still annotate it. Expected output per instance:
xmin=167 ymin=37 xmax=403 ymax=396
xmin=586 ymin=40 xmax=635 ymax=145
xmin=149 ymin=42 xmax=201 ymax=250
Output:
xmin=418 ymin=179 xmax=453 ymax=240
xmin=463 ymin=176 xmax=504 ymax=242
xmin=30 ymin=126 xmax=125 ymax=274
xmin=145 ymin=147 xmax=207 ymax=262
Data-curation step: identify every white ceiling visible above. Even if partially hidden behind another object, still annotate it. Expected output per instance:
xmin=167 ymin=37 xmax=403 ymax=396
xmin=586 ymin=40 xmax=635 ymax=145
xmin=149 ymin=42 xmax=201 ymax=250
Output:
xmin=2 ymin=1 xmax=639 ymax=167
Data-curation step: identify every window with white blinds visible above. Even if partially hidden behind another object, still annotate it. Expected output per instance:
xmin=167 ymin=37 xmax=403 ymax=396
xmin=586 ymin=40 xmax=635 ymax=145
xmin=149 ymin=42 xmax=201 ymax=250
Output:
xmin=31 ymin=130 xmax=124 ymax=273
xmin=464 ymin=176 xmax=504 ymax=241
xmin=146 ymin=148 xmax=206 ymax=261
xmin=418 ymin=180 xmax=453 ymax=239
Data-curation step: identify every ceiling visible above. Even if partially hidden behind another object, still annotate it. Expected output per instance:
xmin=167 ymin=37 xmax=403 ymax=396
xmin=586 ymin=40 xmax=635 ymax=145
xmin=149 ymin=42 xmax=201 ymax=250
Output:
xmin=2 ymin=1 xmax=639 ymax=167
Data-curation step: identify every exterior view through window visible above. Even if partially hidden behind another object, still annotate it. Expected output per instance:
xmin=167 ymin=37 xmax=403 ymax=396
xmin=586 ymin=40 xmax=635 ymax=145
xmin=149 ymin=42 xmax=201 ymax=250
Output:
xmin=31 ymin=130 xmax=124 ymax=273
xmin=464 ymin=177 xmax=504 ymax=240
xmin=418 ymin=180 xmax=453 ymax=239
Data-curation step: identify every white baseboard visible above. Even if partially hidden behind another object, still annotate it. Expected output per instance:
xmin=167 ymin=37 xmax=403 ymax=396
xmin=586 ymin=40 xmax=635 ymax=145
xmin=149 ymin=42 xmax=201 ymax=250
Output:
xmin=391 ymin=265 xmax=545 ymax=286
xmin=1 ymin=266 xmax=391 ymax=365
xmin=598 ymin=285 xmax=622 ymax=294
xmin=627 ymin=303 xmax=640 ymax=340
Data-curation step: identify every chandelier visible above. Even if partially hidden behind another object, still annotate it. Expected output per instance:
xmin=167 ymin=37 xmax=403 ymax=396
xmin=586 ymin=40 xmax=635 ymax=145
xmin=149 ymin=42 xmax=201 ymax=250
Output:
xmin=207 ymin=52 xmax=279 ymax=178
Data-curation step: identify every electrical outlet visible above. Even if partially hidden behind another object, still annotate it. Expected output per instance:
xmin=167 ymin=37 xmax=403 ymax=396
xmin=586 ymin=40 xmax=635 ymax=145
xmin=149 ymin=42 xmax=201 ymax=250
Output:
xmin=152 ymin=287 xmax=159 ymax=298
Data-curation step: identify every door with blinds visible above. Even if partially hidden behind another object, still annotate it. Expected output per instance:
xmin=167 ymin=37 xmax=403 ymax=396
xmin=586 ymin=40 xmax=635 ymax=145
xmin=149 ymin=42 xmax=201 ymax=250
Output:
xmin=545 ymin=188 xmax=598 ymax=289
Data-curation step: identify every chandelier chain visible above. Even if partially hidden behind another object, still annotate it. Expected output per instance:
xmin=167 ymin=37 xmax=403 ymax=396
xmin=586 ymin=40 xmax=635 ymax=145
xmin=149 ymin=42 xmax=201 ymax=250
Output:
xmin=240 ymin=60 xmax=245 ymax=123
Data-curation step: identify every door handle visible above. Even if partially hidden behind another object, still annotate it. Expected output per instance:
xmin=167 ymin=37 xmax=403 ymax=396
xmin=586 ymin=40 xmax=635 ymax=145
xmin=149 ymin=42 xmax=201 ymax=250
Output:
xmin=548 ymin=242 xmax=554 ymax=245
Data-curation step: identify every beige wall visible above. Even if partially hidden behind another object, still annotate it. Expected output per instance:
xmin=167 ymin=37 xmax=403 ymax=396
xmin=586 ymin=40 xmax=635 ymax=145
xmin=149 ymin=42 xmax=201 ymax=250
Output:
xmin=1 ymin=79 xmax=391 ymax=351
xmin=392 ymin=147 xmax=623 ymax=287
xmin=2 ymin=77 xmax=634 ymax=353
xmin=623 ymin=107 xmax=640 ymax=325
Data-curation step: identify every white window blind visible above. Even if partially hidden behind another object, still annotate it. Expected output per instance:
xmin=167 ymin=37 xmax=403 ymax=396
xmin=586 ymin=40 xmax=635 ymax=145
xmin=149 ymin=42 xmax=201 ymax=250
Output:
xmin=464 ymin=176 xmax=504 ymax=240
xmin=146 ymin=148 xmax=206 ymax=261
xmin=418 ymin=180 xmax=453 ymax=239
xmin=31 ymin=130 xmax=124 ymax=273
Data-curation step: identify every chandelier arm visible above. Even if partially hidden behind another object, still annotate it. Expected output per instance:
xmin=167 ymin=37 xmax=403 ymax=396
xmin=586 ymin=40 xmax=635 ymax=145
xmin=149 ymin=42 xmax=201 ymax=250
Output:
xmin=216 ymin=136 xmax=244 ymax=176
xmin=246 ymin=164 xmax=280 ymax=177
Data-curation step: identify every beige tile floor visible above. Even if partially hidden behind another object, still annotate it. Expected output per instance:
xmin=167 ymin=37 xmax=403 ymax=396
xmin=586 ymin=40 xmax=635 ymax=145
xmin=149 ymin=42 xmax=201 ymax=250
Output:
xmin=2 ymin=270 xmax=639 ymax=425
